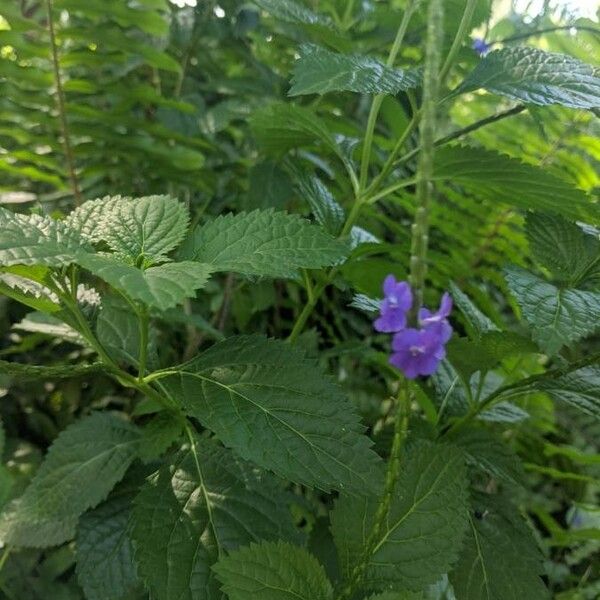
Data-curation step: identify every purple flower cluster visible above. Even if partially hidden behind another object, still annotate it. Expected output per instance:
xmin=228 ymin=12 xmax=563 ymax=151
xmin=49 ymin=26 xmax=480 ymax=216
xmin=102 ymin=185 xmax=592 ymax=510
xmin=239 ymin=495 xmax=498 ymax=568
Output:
xmin=472 ymin=38 xmax=491 ymax=56
xmin=374 ymin=275 xmax=453 ymax=379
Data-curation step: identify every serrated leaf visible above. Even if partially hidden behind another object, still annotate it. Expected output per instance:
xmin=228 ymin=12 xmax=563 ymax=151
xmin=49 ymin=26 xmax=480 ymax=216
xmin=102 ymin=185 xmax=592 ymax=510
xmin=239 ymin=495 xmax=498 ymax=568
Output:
xmin=505 ymin=265 xmax=600 ymax=355
xmin=161 ymin=335 xmax=383 ymax=493
xmin=252 ymin=0 xmax=333 ymax=27
xmin=103 ymin=196 xmax=189 ymax=264
xmin=449 ymin=495 xmax=548 ymax=599
xmin=478 ymin=401 xmax=529 ymax=423
xmin=138 ymin=412 xmax=183 ymax=462
xmin=434 ymin=146 xmax=597 ymax=221
xmin=130 ymin=438 xmax=300 ymax=600
xmin=289 ymin=44 xmax=420 ymax=96
xmin=290 ymin=167 xmax=345 ymax=235
xmin=0 ymin=413 xmax=140 ymax=547
xmin=458 ymin=47 xmax=600 ymax=109
xmin=76 ymin=487 xmax=142 ymax=600
xmin=526 ymin=212 xmax=600 ymax=286
xmin=365 ymin=592 xmax=423 ymax=600
xmin=536 ymin=366 xmax=600 ymax=420
xmin=251 ymin=103 xmax=341 ymax=158
xmin=331 ymin=441 xmax=469 ymax=591
xmin=179 ymin=210 xmax=348 ymax=278
xmin=0 ymin=207 xmax=86 ymax=267
xmin=450 ymin=429 xmax=526 ymax=487
xmin=64 ymin=196 xmax=122 ymax=243
xmin=213 ymin=540 xmax=333 ymax=600
xmin=78 ymin=254 xmax=213 ymax=310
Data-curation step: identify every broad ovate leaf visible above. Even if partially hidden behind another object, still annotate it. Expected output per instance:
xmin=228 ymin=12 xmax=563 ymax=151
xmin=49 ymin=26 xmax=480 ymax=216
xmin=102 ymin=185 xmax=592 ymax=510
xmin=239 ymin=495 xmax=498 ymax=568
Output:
xmin=130 ymin=438 xmax=300 ymax=600
xmin=0 ymin=413 xmax=140 ymax=547
xmin=213 ymin=541 xmax=333 ymax=600
xmin=179 ymin=209 xmax=348 ymax=278
xmin=331 ymin=441 xmax=469 ymax=591
xmin=458 ymin=47 xmax=600 ymax=109
xmin=161 ymin=335 xmax=383 ymax=493
xmin=505 ymin=265 xmax=600 ymax=355
xmin=290 ymin=44 xmax=420 ymax=96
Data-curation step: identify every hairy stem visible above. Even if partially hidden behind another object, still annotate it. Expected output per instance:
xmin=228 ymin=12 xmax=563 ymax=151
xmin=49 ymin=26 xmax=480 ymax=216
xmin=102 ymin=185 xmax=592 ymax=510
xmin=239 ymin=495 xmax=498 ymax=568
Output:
xmin=409 ymin=0 xmax=443 ymax=317
xmin=336 ymin=384 xmax=411 ymax=600
xmin=137 ymin=307 xmax=149 ymax=381
xmin=45 ymin=0 xmax=81 ymax=205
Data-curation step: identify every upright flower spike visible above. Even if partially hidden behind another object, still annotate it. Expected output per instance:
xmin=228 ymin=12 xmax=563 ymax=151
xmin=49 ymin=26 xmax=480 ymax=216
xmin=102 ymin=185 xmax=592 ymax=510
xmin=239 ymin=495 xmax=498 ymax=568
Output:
xmin=390 ymin=326 xmax=448 ymax=379
xmin=374 ymin=275 xmax=413 ymax=333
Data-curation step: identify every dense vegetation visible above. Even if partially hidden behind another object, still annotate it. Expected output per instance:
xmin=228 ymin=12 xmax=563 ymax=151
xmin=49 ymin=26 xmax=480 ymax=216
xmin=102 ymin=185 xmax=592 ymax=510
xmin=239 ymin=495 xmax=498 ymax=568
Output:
xmin=0 ymin=0 xmax=599 ymax=598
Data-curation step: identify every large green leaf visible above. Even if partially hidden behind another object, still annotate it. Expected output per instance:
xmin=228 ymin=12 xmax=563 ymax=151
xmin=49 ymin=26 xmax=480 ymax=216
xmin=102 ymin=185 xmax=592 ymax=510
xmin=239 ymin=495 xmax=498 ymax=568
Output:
xmin=0 ymin=413 xmax=140 ymax=547
xmin=505 ymin=265 xmax=600 ymax=355
xmin=179 ymin=209 xmax=348 ymax=278
xmin=76 ymin=485 xmax=142 ymax=600
xmin=536 ymin=366 xmax=600 ymax=420
xmin=161 ymin=335 xmax=383 ymax=493
xmin=0 ymin=207 xmax=86 ymax=267
xmin=526 ymin=212 xmax=600 ymax=286
xmin=130 ymin=438 xmax=300 ymax=600
xmin=213 ymin=541 xmax=333 ymax=600
xmin=289 ymin=45 xmax=420 ymax=96
xmin=457 ymin=47 xmax=600 ymax=109
xmin=449 ymin=495 xmax=548 ymax=599
xmin=251 ymin=103 xmax=341 ymax=158
xmin=78 ymin=254 xmax=213 ymax=310
xmin=331 ymin=441 xmax=469 ymax=591
xmin=434 ymin=146 xmax=597 ymax=221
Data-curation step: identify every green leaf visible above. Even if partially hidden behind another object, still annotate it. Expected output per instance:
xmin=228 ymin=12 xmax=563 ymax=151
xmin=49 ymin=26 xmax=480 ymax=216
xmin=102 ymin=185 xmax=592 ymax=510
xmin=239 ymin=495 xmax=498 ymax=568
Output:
xmin=536 ymin=366 xmax=600 ymax=420
xmin=331 ymin=441 xmax=469 ymax=591
xmin=179 ymin=210 xmax=348 ymax=278
xmin=289 ymin=44 xmax=420 ymax=96
xmin=449 ymin=429 xmax=526 ymax=487
xmin=505 ymin=265 xmax=600 ymax=355
xmin=252 ymin=0 xmax=333 ymax=28
xmin=290 ymin=167 xmax=345 ymax=235
xmin=78 ymin=254 xmax=213 ymax=310
xmin=0 ymin=271 xmax=60 ymax=313
xmin=103 ymin=196 xmax=189 ymax=264
xmin=162 ymin=335 xmax=383 ymax=493
xmin=0 ymin=208 xmax=86 ymax=267
xmin=251 ymin=103 xmax=341 ymax=158
xmin=67 ymin=195 xmax=189 ymax=263
xmin=449 ymin=495 xmax=548 ymax=599
xmin=434 ymin=146 xmax=597 ymax=221
xmin=138 ymin=412 xmax=183 ymax=462
xmin=448 ymin=331 xmax=537 ymax=379
xmin=457 ymin=47 xmax=600 ymax=109
xmin=365 ymin=592 xmax=423 ymax=600
xmin=130 ymin=438 xmax=300 ymax=600
xmin=76 ymin=486 xmax=142 ymax=600
xmin=0 ymin=413 xmax=140 ymax=547
xmin=526 ymin=212 xmax=600 ymax=286
xmin=448 ymin=282 xmax=498 ymax=337
xmin=213 ymin=540 xmax=333 ymax=600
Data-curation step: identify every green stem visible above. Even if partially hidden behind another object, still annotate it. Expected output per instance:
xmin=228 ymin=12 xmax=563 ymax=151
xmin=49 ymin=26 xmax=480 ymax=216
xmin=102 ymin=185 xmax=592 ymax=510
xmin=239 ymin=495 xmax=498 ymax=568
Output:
xmin=409 ymin=0 xmax=443 ymax=318
xmin=45 ymin=0 xmax=81 ymax=205
xmin=0 ymin=546 xmax=11 ymax=574
xmin=443 ymin=351 xmax=600 ymax=437
xmin=137 ymin=307 xmax=149 ymax=381
xmin=335 ymin=383 xmax=411 ymax=600
xmin=439 ymin=0 xmax=478 ymax=85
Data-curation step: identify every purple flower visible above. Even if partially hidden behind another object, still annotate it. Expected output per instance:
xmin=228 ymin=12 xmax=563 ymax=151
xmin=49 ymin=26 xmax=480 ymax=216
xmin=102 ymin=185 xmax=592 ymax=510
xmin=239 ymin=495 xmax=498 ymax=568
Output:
xmin=373 ymin=276 xmax=453 ymax=379
xmin=472 ymin=38 xmax=491 ymax=56
xmin=390 ymin=326 xmax=448 ymax=379
xmin=373 ymin=275 xmax=412 ymax=333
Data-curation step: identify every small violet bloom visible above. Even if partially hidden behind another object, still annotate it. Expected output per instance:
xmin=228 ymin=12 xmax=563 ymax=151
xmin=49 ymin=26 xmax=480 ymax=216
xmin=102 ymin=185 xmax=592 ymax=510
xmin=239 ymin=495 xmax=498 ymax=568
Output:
xmin=374 ymin=277 xmax=453 ymax=379
xmin=472 ymin=38 xmax=491 ymax=56
xmin=373 ymin=275 xmax=413 ymax=333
